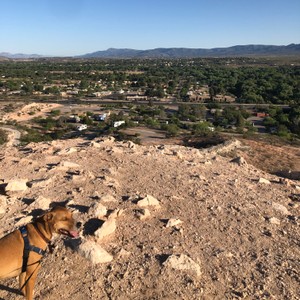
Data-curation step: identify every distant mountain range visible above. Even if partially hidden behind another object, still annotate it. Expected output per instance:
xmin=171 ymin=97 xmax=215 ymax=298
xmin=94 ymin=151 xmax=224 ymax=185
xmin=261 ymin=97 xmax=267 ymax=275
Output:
xmin=1 ymin=44 xmax=300 ymax=59
xmin=0 ymin=52 xmax=44 ymax=59
xmin=80 ymin=44 xmax=300 ymax=58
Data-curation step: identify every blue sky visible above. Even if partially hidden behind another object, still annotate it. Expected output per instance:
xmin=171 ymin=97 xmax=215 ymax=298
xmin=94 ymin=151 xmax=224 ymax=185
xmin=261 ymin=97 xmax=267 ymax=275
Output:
xmin=0 ymin=0 xmax=299 ymax=56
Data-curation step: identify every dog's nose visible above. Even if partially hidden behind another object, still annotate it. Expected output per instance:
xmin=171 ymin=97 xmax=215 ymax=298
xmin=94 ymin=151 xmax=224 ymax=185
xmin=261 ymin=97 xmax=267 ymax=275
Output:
xmin=76 ymin=222 xmax=82 ymax=229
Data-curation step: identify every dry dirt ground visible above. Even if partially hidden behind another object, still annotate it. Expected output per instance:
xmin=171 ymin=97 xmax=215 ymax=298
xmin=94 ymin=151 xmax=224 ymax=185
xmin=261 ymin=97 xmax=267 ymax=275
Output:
xmin=0 ymin=137 xmax=299 ymax=300
xmin=1 ymin=103 xmax=62 ymax=123
xmin=237 ymin=139 xmax=300 ymax=180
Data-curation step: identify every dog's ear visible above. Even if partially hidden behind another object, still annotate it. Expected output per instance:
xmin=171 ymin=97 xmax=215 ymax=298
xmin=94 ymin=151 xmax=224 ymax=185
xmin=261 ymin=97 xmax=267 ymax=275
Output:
xmin=44 ymin=212 xmax=53 ymax=222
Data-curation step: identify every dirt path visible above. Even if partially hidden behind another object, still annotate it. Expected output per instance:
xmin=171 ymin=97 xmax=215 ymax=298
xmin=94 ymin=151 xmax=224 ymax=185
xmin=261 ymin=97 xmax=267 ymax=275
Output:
xmin=0 ymin=127 xmax=21 ymax=146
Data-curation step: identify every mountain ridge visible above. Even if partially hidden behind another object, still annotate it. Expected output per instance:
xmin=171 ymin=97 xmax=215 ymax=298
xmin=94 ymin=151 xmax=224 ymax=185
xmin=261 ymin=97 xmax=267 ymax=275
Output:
xmin=80 ymin=43 xmax=300 ymax=58
xmin=0 ymin=52 xmax=44 ymax=59
xmin=1 ymin=43 xmax=300 ymax=59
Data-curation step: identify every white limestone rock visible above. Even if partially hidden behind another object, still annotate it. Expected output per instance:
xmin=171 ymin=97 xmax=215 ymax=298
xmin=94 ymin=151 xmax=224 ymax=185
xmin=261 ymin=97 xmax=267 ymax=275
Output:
xmin=91 ymin=202 xmax=107 ymax=219
xmin=108 ymin=208 xmax=124 ymax=219
xmin=29 ymin=196 xmax=51 ymax=210
xmin=60 ymin=161 xmax=81 ymax=168
xmin=258 ymin=177 xmax=271 ymax=184
xmin=137 ymin=195 xmax=160 ymax=208
xmin=268 ymin=217 xmax=281 ymax=225
xmin=164 ymin=254 xmax=201 ymax=277
xmin=272 ymin=202 xmax=290 ymax=215
xmin=5 ymin=179 xmax=28 ymax=193
xmin=166 ymin=218 xmax=183 ymax=228
xmin=27 ymin=178 xmax=52 ymax=188
xmin=15 ymin=216 xmax=33 ymax=227
xmin=78 ymin=240 xmax=113 ymax=264
xmin=95 ymin=218 xmax=116 ymax=240
xmin=100 ymin=194 xmax=118 ymax=203
xmin=0 ymin=195 xmax=7 ymax=215
xmin=56 ymin=147 xmax=77 ymax=155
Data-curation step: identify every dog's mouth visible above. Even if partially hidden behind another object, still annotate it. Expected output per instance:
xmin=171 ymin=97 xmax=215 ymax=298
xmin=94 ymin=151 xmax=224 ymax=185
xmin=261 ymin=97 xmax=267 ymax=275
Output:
xmin=58 ymin=228 xmax=79 ymax=238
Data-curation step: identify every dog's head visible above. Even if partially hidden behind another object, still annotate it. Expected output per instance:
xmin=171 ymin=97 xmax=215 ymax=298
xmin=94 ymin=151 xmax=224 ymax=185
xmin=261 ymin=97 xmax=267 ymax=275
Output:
xmin=43 ymin=206 xmax=79 ymax=238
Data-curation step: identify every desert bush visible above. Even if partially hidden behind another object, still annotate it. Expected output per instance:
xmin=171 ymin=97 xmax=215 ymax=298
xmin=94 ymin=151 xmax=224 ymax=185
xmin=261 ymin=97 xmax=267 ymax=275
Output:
xmin=0 ymin=129 xmax=8 ymax=145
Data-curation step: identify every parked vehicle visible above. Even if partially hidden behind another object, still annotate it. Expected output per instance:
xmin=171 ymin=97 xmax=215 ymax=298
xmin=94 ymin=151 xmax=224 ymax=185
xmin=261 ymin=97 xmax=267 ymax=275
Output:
xmin=76 ymin=124 xmax=87 ymax=131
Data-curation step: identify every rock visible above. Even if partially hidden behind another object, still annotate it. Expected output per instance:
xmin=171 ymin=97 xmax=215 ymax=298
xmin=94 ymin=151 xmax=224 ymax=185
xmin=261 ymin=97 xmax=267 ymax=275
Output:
xmin=279 ymin=178 xmax=291 ymax=186
xmin=137 ymin=195 xmax=160 ymax=208
xmin=166 ymin=218 xmax=183 ymax=228
xmin=100 ymin=194 xmax=117 ymax=203
xmin=5 ymin=179 xmax=28 ymax=193
xmin=60 ymin=161 xmax=81 ymax=168
xmin=289 ymin=194 xmax=300 ymax=202
xmin=190 ymin=174 xmax=206 ymax=181
xmin=98 ymin=136 xmax=115 ymax=143
xmin=108 ymin=147 xmax=123 ymax=154
xmin=27 ymin=178 xmax=52 ymax=188
xmin=29 ymin=196 xmax=51 ymax=210
xmin=136 ymin=208 xmax=151 ymax=220
xmin=92 ymin=191 xmax=101 ymax=200
xmin=91 ymin=203 xmax=107 ymax=218
xmin=77 ymin=187 xmax=84 ymax=193
xmin=163 ymin=254 xmax=201 ymax=277
xmin=95 ymin=218 xmax=116 ymax=240
xmin=117 ymin=248 xmax=131 ymax=258
xmin=100 ymin=176 xmax=120 ymax=189
xmin=56 ymin=147 xmax=77 ymax=155
xmin=70 ymin=174 xmax=84 ymax=182
xmin=173 ymin=150 xmax=183 ymax=159
xmin=272 ymin=202 xmax=290 ymax=215
xmin=224 ymin=251 xmax=234 ymax=258
xmin=89 ymin=141 xmax=102 ymax=148
xmin=230 ymin=156 xmax=247 ymax=166
xmin=0 ymin=195 xmax=7 ymax=215
xmin=15 ymin=216 xmax=33 ymax=227
xmin=268 ymin=217 xmax=281 ymax=225
xmin=78 ymin=240 xmax=113 ymax=264
xmin=258 ymin=177 xmax=271 ymax=184
xmin=127 ymin=141 xmax=136 ymax=149
xmin=108 ymin=208 xmax=124 ymax=219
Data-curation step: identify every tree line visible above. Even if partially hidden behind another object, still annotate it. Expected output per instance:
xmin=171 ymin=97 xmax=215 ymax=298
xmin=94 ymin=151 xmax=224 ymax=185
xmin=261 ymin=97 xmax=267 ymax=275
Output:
xmin=0 ymin=58 xmax=299 ymax=104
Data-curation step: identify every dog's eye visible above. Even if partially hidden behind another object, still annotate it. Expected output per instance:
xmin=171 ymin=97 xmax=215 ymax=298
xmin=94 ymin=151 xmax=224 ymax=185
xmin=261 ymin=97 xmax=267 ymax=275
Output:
xmin=62 ymin=217 xmax=67 ymax=221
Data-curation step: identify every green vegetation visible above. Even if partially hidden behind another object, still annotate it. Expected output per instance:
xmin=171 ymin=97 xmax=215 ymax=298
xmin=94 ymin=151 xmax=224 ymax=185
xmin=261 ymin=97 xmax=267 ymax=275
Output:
xmin=0 ymin=57 xmax=299 ymax=104
xmin=264 ymin=106 xmax=300 ymax=138
xmin=0 ymin=57 xmax=299 ymax=145
xmin=0 ymin=129 xmax=8 ymax=145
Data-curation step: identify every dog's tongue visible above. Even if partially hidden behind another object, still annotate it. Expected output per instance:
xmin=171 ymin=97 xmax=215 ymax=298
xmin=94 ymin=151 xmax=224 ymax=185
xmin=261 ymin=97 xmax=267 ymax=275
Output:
xmin=69 ymin=230 xmax=79 ymax=238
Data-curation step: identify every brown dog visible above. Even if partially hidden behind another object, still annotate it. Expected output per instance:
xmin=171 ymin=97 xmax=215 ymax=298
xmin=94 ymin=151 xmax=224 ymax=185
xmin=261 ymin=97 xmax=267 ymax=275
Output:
xmin=0 ymin=206 xmax=78 ymax=300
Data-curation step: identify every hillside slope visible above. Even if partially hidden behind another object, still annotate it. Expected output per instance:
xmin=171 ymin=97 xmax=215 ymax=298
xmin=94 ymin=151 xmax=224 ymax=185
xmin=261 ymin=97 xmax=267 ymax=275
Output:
xmin=0 ymin=138 xmax=299 ymax=299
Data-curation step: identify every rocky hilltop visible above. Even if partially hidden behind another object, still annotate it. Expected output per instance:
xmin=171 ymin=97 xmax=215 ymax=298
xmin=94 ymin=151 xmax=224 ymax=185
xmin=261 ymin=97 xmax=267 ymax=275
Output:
xmin=0 ymin=137 xmax=299 ymax=299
